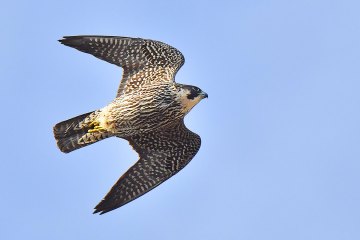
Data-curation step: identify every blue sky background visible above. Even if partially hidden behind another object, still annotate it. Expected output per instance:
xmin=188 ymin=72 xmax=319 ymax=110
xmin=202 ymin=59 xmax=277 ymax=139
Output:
xmin=1 ymin=0 xmax=360 ymax=239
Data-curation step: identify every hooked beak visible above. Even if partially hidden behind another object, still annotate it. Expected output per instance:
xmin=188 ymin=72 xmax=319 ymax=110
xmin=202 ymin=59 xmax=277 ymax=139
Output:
xmin=200 ymin=91 xmax=208 ymax=99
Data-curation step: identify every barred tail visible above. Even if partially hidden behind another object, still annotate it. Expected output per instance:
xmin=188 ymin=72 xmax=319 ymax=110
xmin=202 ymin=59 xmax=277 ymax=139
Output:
xmin=53 ymin=111 xmax=111 ymax=153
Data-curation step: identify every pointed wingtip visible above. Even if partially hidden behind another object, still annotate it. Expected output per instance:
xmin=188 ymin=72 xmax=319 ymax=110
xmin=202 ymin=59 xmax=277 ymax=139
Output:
xmin=58 ymin=37 xmax=70 ymax=46
xmin=93 ymin=197 xmax=121 ymax=215
xmin=58 ymin=36 xmax=70 ymax=44
xmin=93 ymin=208 xmax=107 ymax=215
xmin=93 ymin=209 xmax=101 ymax=215
xmin=58 ymin=36 xmax=84 ymax=48
xmin=93 ymin=200 xmax=109 ymax=215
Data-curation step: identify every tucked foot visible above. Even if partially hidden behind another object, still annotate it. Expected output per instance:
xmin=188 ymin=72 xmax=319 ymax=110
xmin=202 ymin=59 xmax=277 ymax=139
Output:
xmin=88 ymin=121 xmax=106 ymax=133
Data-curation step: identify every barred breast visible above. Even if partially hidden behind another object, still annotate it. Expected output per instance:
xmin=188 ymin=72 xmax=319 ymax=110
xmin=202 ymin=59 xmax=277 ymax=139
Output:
xmin=98 ymin=83 xmax=182 ymax=136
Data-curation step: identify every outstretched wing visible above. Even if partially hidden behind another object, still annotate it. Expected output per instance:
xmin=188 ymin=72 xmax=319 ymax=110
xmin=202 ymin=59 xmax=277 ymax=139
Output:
xmin=93 ymin=120 xmax=201 ymax=214
xmin=59 ymin=36 xmax=185 ymax=97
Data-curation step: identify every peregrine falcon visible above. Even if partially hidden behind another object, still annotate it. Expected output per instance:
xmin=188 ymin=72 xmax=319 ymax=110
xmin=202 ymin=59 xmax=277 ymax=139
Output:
xmin=53 ymin=36 xmax=208 ymax=214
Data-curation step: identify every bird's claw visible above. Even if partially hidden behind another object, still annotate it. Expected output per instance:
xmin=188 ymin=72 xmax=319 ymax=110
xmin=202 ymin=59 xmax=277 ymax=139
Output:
xmin=88 ymin=122 xmax=105 ymax=133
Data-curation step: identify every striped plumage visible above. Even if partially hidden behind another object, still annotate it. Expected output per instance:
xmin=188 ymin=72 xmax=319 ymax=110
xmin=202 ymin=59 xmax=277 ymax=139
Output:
xmin=53 ymin=36 xmax=207 ymax=214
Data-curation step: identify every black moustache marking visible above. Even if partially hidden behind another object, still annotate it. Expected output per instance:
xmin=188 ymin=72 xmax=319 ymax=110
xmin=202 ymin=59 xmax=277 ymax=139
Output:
xmin=187 ymin=91 xmax=198 ymax=100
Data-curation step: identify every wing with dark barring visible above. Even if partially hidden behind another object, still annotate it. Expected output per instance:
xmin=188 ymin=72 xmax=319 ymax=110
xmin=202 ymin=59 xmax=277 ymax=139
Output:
xmin=93 ymin=120 xmax=201 ymax=214
xmin=59 ymin=36 xmax=185 ymax=96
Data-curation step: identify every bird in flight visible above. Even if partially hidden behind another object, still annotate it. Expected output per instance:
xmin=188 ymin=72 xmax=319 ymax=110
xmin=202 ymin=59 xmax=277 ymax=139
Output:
xmin=53 ymin=36 xmax=208 ymax=214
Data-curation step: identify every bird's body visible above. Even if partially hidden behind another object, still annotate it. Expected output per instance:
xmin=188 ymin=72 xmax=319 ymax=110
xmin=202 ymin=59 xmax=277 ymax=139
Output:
xmin=97 ymin=83 xmax=180 ymax=136
xmin=53 ymin=36 xmax=207 ymax=214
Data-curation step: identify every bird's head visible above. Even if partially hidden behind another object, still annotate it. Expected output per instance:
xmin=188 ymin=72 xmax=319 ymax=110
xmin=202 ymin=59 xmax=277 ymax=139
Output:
xmin=176 ymin=84 xmax=208 ymax=114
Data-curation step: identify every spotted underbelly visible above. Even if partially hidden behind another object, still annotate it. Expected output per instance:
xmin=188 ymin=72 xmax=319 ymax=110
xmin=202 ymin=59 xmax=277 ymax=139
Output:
xmin=104 ymin=104 xmax=181 ymax=137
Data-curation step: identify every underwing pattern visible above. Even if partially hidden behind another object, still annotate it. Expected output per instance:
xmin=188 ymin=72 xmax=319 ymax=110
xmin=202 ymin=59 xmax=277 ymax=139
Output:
xmin=54 ymin=35 xmax=207 ymax=214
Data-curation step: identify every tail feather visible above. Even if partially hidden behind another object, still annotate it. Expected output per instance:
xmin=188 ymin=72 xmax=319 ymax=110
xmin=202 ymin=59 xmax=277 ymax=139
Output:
xmin=53 ymin=111 xmax=111 ymax=153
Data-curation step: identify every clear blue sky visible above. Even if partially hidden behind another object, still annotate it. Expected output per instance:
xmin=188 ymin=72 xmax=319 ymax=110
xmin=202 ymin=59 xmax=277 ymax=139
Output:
xmin=1 ymin=0 xmax=360 ymax=239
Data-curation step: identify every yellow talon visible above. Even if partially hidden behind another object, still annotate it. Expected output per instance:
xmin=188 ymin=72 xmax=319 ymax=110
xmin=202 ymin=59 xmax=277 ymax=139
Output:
xmin=87 ymin=122 xmax=105 ymax=133
xmin=88 ymin=121 xmax=99 ymax=127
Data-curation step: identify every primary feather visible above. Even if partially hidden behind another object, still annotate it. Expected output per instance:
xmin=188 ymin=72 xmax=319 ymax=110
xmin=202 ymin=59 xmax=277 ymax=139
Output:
xmin=54 ymin=35 xmax=207 ymax=214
